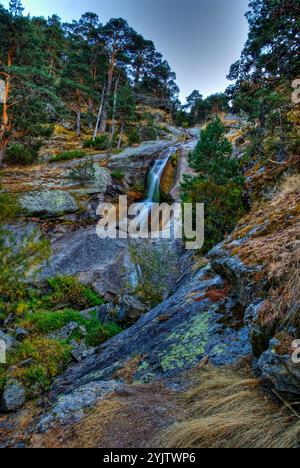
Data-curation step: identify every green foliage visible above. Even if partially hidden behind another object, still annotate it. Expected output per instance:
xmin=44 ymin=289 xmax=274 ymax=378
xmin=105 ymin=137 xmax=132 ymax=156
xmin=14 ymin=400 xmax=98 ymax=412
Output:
xmin=111 ymin=170 xmax=124 ymax=181
xmin=83 ymin=134 xmax=110 ymax=151
xmin=127 ymin=128 xmax=141 ymax=146
xmin=67 ymin=160 xmax=96 ymax=185
xmin=139 ymin=125 xmax=159 ymax=141
xmin=9 ymin=337 xmax=71 ymax=394
xmin=47 ymin=276 xmax=103 ymax=310
xmin=182 ymin=118 xmax=245 ymax=253
xmin=49 ymin=150 xmax=85 ymax=163
xmin=188 ymin=118 xmax=241 ymax=184
xmin=84 ymin=319 xmax=122 ymax=347
xmin=183 ymin=179 xmax=245 ymax=252
xmin=5 ymin=144 xmax=36 ymax=165
xmin=129 ymin=242 xmax=178 ymax=308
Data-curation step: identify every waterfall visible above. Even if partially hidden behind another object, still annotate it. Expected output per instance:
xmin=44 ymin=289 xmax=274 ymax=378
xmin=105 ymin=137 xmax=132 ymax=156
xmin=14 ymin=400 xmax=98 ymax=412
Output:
xmin=147 ymin=147 xmax=176 ymax=203
xmin=137 ymin=147 xmax=177 ymax=234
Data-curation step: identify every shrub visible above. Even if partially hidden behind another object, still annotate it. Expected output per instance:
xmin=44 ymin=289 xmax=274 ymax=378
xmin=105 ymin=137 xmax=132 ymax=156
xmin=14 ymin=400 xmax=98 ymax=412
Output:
xmin=111 ymin=170 xmax=125 ymax=181
xmin=83 ymin=134 xmax=110 ymax=151
xmin=139 ymin=125 xmax=158 ymax=141
xmin=6 ymin=143 xmax=36 ymax=165
xmin=67 ymin=160 xmax=96 ymax=186
xmin=85 ymin=319 xmax=122 ymax=347
xmin=9 ymin=337 xmax=71 ymax=394
xmin=49 ymin=150 xmax=85 ymax=163
xmin=129 ymin=242 xmax=179 ymax=308
xmin=127 ymin=128 xmax=141 ymax=145
xmin=47 ymin=276 xmax=103 ymax=310
xmin=182 ymin=117 xmax=245 ymax=252
xmin=182 ymin=179 xmax=245 ymax=253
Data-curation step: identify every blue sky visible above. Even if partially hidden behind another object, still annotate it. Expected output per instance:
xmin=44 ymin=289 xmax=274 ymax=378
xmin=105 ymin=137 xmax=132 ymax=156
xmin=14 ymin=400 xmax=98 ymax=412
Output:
xmin=2 ymin=0 xmax=250 ymax=102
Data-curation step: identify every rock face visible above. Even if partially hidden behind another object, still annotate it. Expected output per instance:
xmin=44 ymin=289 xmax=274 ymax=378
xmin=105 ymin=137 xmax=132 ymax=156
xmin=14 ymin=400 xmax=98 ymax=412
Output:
xmin=35 ymin=261 xmax=251 ymax=429
xmin=20 ymin=190 xmax=78 ymax=216
xmin=108 ymin=139 xmax=177 ymax=184
xmin=38 ymin=380 xmax=123 ymax=431
xmin=1 ymin=380 xmax=26 ymax=412
xmin=0 ymin=331 xmax=16 ymax=352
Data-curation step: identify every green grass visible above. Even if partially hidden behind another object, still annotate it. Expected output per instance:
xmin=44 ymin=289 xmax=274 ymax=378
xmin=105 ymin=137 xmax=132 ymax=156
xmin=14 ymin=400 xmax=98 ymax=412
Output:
xmin=49 ymin=150 xmax=86 ymax=163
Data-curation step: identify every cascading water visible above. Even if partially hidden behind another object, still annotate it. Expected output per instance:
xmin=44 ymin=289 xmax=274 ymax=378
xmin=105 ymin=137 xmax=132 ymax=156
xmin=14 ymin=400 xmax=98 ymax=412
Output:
xmin=138 ymin=147 xmax=177 ymax=233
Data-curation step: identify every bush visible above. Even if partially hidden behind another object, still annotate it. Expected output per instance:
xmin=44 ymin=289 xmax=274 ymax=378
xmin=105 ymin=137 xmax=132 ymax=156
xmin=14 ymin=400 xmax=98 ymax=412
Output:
xmin=9 ymin=337 xmax=71 ymax=394
xmin=83 ymin=134 xmax=110 ymax=151
xmin=129 ymin=242 xmax=178 ymax=308
xmin=111 ymin=170 xmax=124 ymax=181
xmin=182 ymin=118 xmax=245 ymax=252
xmin=182 ymin=179 xmax=245 ymax=253
xmin=6 ymin=143 xmax=36 ymax=165
xmin=127 ymin=128 xmax=141 ymax=145
xmin=47 ymin=276 xmax=103 ymax=310
xmin=67 ymin=160 xmax=96 ymax=186
xmin=49 ymin=150 xmax=85 ymax=163
xmin=140 ymin=125 xmax=159 ymax=141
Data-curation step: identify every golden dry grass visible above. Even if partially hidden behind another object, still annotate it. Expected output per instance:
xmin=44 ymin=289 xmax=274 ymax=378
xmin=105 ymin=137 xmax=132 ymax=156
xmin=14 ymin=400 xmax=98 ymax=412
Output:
xmin=30 ymin=382 xmax=181 ymax=449
xmin=159 ymin=365 xmax=300 ymax=449
xmin=280 ymin=173 xmax=300 ymax=195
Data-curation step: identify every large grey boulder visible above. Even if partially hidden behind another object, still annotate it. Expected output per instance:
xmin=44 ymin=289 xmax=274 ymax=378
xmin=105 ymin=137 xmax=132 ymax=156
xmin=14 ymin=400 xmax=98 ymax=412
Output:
xmin=20 ymin=190 xmax=78 ymax=216
xmin=1 ymin=380 xmax=26 ymax=412
xmin=38 ymin=380 xmax=123 ymax=431
xmin=42 ymin=264 xmax=251 ymax=403
xmin=0 ymin=330 xmax=16 ymax=352
xmin=258 ymin=340 xmax=300 ymax=398
xmin=108 ymin=140 xmax=177 ymax=184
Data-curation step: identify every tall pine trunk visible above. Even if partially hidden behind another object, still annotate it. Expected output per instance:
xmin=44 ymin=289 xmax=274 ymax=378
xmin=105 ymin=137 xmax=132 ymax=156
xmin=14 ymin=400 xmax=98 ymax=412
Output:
xmin=0 ymin=50 xmax=12 ymax=166
xmin=100 ymin=56 xmax=115 ymax=133
xmin=93 ymin=84 xmax=106 ymax=141
xmin=117 ymin=121 xmax=124 ymax=149
xmin=110 ymin=76 xmax=119 ymax=144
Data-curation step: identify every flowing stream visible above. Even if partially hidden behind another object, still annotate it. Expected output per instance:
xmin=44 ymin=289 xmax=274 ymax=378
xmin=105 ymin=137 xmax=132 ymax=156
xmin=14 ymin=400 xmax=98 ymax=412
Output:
xmin=138 ymin=147 xmax=177 ymax=233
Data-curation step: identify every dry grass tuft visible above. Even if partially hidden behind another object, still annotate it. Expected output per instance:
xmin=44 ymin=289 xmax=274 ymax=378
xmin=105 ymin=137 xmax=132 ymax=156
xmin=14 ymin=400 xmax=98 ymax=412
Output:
xmin=159 ymin=365 xmax=300 ymax=449
xmin=280 ymin=173 xmax=300 ymax=195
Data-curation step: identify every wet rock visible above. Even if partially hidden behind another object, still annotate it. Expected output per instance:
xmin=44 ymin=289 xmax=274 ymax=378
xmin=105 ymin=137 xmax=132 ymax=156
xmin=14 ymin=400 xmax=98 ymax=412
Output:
xmin=258 ymin=340 xmax=300 ymax=398
xmin=1 ymin=380 xmax=26 ymax=412
xmin=209 ymin=242 xmax=262 ymax=306
xmin=108 ymin=140 xmax=177 ymax=185
xmin=0 ymin=331 xmax=16 ymax=352
xmin=20 ymin=190 xmax=78 ymax=216
xmin=70 ymin=341 xmax=96 ymax=363
xmin=15 ymin=328 xmax=28 ymax=341
xmin=118 ymin=295 xmax=148 ymax=325
xmin=49 ymin=322 xmax=80 ymax=341
xmin=97 ymin=303 xmax=120 ymax=324
xmin=45 ymin=264 xmax=251 ymax=400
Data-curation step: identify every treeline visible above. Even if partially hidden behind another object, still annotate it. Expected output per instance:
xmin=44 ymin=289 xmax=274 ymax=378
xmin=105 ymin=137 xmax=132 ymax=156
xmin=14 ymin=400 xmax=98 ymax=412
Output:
xmin=182 ymin=0 xmax=300 ymax=253
xmin=0 ymin=0 xmax=179 ymax=164
xmin=179 ymin=0 xmax=300 ymax=144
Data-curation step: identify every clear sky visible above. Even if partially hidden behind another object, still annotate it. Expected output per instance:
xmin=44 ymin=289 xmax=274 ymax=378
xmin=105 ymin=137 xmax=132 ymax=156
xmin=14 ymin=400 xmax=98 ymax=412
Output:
xmin=2 ymin=0 xmax=250 ymax=102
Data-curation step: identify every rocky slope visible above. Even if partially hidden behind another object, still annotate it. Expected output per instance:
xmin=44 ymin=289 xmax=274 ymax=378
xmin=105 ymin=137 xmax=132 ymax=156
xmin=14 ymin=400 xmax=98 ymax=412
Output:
xmin=0 ymin=117 xmax=299 ymax=448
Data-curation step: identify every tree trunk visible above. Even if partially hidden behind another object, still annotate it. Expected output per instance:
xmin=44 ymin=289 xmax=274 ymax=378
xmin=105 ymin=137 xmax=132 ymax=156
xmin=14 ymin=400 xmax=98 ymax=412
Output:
xmin=110 ymin=76 xmax=119 ymax=144
xmin=93 ymin=84 xmax=106 ymax=141
xmin=117 ymin=121 xmax=124 ymax=149
xmin=100 ymin=56 xmax=116 ymax=133
xmin=0 ymin=51 xmax=12 ymax=166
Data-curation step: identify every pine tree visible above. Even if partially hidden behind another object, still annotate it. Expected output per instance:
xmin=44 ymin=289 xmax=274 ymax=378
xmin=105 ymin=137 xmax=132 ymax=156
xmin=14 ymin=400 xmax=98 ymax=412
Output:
xmin=0 ymin=2 xmax=58 ymax=164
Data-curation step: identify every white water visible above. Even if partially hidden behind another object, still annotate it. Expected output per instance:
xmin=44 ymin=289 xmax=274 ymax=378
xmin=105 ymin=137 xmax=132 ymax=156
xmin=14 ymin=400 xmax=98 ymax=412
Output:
xmin=138 ymin=147 xmax=177 ymax=234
